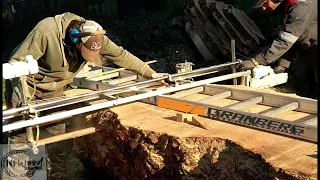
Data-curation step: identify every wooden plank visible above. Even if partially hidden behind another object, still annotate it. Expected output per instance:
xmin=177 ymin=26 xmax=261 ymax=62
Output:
xmin=185 ymin=21 xmax=214 ymax=61
xmin=261 ymin=102 xmax=299 ymax=117
xmin=71 ymin=79 xmax=116 ymax=91
xmin=37 ymin=126 xmax=104 ymax=146
xmin=240 ymin=75 xmax=250 ymax=86
xmin=203 ymin=84 xmax=317 ymax=114
xmin=87 ymin=60 xmax=157 ymax=79
xmin=186 ymin=9 xmax=221 ymax=55
xmin=157 ymin=96 xmax=317 ymax=143
xmin=169 ymin=86 xmax=204 ymax=98
xmin=199 ymin=91 xmax=232 ymax=102
xmin=210 ymin=2 xmax=246 ymax=48
xmin=177 ymin=113 xmax=198 ymax=123
xmin=75 ymin=69 xmax=103 ymax=78
xmin=192 ymin=116 xmax=210 ymax=130
xmin=105 ymin=75 xmax=138 ymax=85
xmin=192 ymin=0 xmax=229 ymax=55
xmin=90 ymin=65 xmax=116 ymax=72
xmin=226 ymin=96 xmax=263 ymax=110
xmin=89 ymin=72 xmax=120 ymax=81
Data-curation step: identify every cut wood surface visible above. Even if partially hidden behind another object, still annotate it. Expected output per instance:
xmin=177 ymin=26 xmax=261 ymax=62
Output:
xmin=63 ymin=86 xmax=317 ymax=178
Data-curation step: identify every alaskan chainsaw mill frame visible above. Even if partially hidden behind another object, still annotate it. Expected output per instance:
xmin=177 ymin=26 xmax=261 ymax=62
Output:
xmin=72 ymin=63 xmax=318 ymax=143
xmin=2 ymin=60 xmax=317 ymax=150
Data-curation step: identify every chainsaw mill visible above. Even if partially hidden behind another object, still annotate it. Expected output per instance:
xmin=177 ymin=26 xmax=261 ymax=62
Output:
xmin=2 ymin=53 xmax=317 ymax=154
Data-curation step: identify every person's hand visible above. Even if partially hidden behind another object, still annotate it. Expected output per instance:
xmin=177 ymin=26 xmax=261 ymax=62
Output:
xmin=151 ymin=72 xmax=170 ymax=86
xmin=237 ymin=58 xmax=260 ymax=71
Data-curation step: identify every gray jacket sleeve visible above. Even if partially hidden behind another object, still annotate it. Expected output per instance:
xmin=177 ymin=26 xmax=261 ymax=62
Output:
xmin=254 ymin=3 xmax=315 ymax=65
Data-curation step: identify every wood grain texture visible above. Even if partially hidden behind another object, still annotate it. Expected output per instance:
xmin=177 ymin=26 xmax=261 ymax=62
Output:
xmin=64 ymin=87 xmax=317 ymax=178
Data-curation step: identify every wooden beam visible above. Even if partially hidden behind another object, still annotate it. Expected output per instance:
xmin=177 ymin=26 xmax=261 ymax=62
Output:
xmin=192 ymin=116 xmax=210 ymax=130
xmin=89 ymin=72 xmax=120 ymax=81
xmin=186 ymin=9 xmax=221 ymax=55
xmin=185 ymin=21 xmax=214 ymax=61
xmin=75 ymin=69 xmax=102 ymax=78
xmin=72 ymin=79 xmax=116 ymax=91
xmin=199 ymin=91 xmax=232 ymax=102
xmin=192 ymin=0 xmax=229 ymax=54
xmin=86 ymin=60 xmax=157 ymax=79
xmin=37 ymin=126 xmax=104 ymax=146
xmin=261 ymin=102 xmax=299 ymax=117
xmin=169 ymin=86 xmax=204 ymax=98
xmin=176 ymin=113 xmax=198 ymax=123
xmin=105 ymin=75 xmax=138 ymax=85
xmin=203 ymin=85 xmax=317 ymax=114
xmin=226 ymin=96 xmax=263 ymax=110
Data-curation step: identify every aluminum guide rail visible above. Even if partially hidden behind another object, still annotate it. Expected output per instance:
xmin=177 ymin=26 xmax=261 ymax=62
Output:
xmin=3 ymin=60 xmax=317 ymax=145
xmin=156 ymin=96 xmax=317 ymax=143
xmin=3 ymin=71 xmax=250 ymax=132
xmin=3 ymin=61 xmax=240 ymax=119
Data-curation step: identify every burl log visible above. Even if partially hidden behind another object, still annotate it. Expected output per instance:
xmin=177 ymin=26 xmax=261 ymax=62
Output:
xmin=72 ymin=109 xmax=309 ymax=180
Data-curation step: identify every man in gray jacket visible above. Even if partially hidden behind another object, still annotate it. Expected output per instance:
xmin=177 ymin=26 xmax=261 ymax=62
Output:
xmin=240 ymin=0 xmax=317 ymax=94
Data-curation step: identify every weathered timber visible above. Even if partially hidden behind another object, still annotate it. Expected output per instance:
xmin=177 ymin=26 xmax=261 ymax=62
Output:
xmin=184 ymin=0 xmax=266 ymax=60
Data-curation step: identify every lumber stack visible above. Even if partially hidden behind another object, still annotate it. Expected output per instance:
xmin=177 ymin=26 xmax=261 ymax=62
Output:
xmin=184 ymin=0 xmax=266 ymax=61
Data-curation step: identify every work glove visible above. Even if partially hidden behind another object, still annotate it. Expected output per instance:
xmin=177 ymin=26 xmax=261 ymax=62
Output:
xmin=237 ymin=58 xmax=260 ymax=71
xmin=273 ymin=59 xmax=291 ymax=74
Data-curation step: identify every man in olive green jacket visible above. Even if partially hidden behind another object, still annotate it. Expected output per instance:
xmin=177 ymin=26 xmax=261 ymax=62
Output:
xmin=4 ymin=12 xmax=168 ymax=179
xmin=5 ymin=12 xmax=167 ymax=109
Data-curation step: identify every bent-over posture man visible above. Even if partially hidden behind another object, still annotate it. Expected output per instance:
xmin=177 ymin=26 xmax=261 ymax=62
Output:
xmin=240 ymin=0 xmax=317 ymax=95
xmin=6 ymin=12 xmax=167 ymax=109
xmin=4 ymin=12 xmax=168 ymax=179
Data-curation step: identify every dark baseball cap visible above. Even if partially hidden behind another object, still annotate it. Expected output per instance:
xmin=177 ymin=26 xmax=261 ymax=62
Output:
xmin=253 ymin=0 xmax=266 ymax=7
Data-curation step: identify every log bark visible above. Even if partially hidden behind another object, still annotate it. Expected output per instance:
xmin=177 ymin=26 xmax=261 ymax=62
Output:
xmin=72 ymin=109 xmax=310 ymax=180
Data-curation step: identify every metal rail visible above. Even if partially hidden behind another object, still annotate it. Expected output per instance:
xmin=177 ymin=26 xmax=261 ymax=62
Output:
xmin=3 ymin=61 xmax=240 ymax=119
xmin=156 ymin=96 xmax=317 ymax=143
xmin=3 ymin=70 xmax=250 ymax=132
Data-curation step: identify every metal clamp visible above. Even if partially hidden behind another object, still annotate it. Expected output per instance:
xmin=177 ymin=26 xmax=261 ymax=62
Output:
xmin=174 ymin=78 xmax=194 ymax=86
